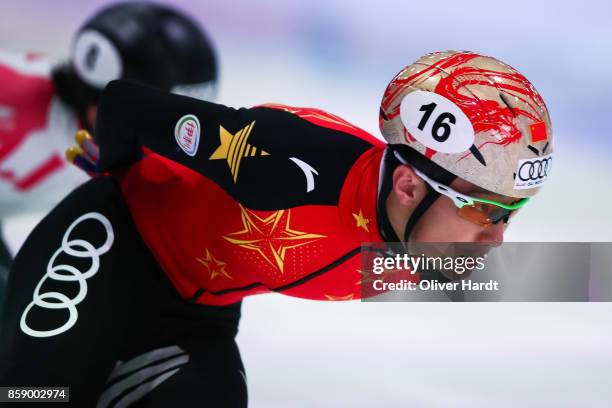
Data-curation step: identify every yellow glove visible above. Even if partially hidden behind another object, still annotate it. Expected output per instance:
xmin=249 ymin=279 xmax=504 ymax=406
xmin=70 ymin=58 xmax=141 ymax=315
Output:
xmin=65 ymin=130 xmax=100 ymax=176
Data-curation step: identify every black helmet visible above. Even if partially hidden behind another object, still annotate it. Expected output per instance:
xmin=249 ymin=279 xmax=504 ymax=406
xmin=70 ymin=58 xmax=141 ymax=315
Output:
xmin=53 ymin=1 xmax=218 ymax=122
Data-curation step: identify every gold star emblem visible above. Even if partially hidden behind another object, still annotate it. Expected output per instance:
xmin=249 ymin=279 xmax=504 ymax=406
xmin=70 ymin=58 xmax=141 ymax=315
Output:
xmin=196 ymin=249 xmax=231 ymax=280
xmin=209 ymin=121 xmax=269 ymax=182
xmin=352 ymin=209 xmax=370 ymax=232
xmin=324 ymin=293 xmax=355 ymax=301
xmin=223 ymin=205 xmax=325 ymax=273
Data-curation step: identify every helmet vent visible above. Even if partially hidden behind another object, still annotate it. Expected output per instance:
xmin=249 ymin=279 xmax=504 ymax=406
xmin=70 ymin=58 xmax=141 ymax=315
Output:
xmin=527 ymin=145 xmax=540 ymax=155
xmin=499 ymin=92 xmax=517 ymax=118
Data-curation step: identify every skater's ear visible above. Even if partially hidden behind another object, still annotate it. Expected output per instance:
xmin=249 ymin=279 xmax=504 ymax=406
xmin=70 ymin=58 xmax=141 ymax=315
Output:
xmin=391 ymin=165 xmax=427 ymax=206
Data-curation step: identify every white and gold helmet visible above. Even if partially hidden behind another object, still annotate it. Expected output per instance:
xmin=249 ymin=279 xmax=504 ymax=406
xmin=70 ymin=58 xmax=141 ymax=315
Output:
xmin=380 ymin=51 xmax=553 ymax=198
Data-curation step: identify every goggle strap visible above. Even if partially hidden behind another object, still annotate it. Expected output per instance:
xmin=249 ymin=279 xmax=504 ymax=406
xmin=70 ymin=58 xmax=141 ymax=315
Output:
xmin=393 ymin=146 xmax=528 ymax=211
xmin=391 ymin=145 xmax=456 ymax=186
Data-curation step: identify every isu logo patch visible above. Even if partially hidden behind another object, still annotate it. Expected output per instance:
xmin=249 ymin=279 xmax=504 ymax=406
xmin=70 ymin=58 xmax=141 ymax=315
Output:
xmin=175 ymin=114 xmax=201 ymax=157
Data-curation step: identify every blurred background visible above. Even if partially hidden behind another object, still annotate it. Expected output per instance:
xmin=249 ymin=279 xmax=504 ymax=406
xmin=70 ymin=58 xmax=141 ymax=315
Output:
xmin=2 ymin=0 xmax=612 ymax=406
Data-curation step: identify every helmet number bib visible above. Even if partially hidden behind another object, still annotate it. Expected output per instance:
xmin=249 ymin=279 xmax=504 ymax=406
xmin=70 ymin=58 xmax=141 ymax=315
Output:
xmin=417 ymin=102 xmax=456 ymax=142
xmin=400 ymin=91 xmax=474 ymax=153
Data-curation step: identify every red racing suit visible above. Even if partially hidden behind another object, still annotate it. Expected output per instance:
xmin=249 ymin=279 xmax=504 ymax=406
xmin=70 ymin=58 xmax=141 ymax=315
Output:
xmin=98 ymin=81 xmax=407 ymax=305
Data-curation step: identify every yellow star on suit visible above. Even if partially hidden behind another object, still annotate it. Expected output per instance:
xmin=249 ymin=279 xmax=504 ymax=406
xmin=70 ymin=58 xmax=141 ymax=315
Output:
xmin=352 ymin=209 xmax=370 ymax=232
xmin=223 ymin=205 xmax=326 ymax=273
xmin=209 ymin=121 xmax=269 ymax=182
xmin=196 ymin=249 xmax=232 ymax=280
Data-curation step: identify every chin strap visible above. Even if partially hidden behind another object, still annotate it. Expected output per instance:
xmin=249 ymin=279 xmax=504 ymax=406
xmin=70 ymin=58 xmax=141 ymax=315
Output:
xmin=402 ymin=185 xmax=440 ymax=242
xmin=376 ymin=148 xmax=401 ymax=242
xmin=378 ymin=145 xmax=457 ymax=243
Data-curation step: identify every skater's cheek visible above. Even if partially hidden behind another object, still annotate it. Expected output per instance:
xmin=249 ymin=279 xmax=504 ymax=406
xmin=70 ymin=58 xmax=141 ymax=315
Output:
xmin=410 ymin=198 xmax=493 ymax=243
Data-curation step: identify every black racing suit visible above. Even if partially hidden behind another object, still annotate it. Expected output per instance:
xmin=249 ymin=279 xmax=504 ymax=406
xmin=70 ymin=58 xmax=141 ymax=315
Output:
xmin=0 ymin=177 xmax=246 ymax=407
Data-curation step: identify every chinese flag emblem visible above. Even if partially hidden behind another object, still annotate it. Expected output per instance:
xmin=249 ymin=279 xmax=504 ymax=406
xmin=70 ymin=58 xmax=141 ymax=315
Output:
xmin=530 ymin=121 xmax=547 ymax=143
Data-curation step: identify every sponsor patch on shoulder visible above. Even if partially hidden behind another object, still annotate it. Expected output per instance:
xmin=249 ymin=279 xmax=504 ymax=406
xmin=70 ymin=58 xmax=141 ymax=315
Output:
xmin=174 ymin=114 xmax=201 ymax=156
xmin=514 ymin=154 xmax=552 ymax=190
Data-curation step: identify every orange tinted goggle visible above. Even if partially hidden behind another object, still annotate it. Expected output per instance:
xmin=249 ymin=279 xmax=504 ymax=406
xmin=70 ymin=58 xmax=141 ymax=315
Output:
xmin=457 ymin=201 xmax=521 ymax=227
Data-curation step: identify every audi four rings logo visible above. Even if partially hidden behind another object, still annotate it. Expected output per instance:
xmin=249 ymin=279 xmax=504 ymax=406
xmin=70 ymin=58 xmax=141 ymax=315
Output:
xmin=518 ymin=157 xmax=552 ymax=181
xmin=20 ymin=212 xmax=114 ymax=338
